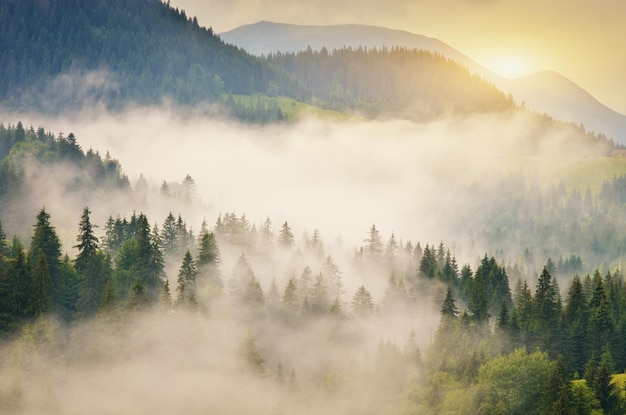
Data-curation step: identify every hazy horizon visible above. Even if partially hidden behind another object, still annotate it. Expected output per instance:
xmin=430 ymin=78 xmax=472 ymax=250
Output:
xmin=168 ymin=0 xmax=626 ymax=115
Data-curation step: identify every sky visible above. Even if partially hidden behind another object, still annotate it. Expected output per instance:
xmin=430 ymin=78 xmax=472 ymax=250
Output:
xmin=169 ymin=0 xmax=626 ymax=115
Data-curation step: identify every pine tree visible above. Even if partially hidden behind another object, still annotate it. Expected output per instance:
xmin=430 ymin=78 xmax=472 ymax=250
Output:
xmin=351 ymin=285 xmax=374 ymax=318
xmin=278 ymin=222 xmax=294 ymax=248
xmin=534 ymin=266 xmax=560 ymax=353
xmin=127 ymin=278 xmax=148 ymax=310
xmin=196 ymin=231 xmax=221 ymax=288
xmin=29 ymin=251 xmax=52 ymax=317
xmin=161 ymin=212 xmax=178 ymax=255
xmin=283 ymin=277 xmax=299 ymax=315
xmin=135 ymin=213 xmax=164 ymax=300
xmin=364 ymin=224 xmax=383 ymax=257
xmin=30 ymin=208 xmax=63 ymax=312
xmin=99 ymin=277 xmax=118 ymax=313
xmin=176 ymin=250 xmax=197 ymax=305
xmin=540 ymin=355 xmax=573 ymax=415
xmin=75 ymin=208 xmax=105 ymax=317
xmin=440 ymin=286 xmax=458 ymax=319
xmin=593 ymin=362 xmax=619 ymax=415
xmin=74 ymin=207 xmax=99 ymax=273
xmin=419 ymin=244 xmax=438 ymax=279
xmin=496 ymin=300 xmax=510 ymax=330
xmin=469 ymin=270 xmax=488 ymax=323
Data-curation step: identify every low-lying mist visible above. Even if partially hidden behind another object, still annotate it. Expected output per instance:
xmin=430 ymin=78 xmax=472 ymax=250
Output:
xmin=2 ymin=105 xmax=604 ymax=252
xmin=0 ymin=105 xmax=613 ymax=414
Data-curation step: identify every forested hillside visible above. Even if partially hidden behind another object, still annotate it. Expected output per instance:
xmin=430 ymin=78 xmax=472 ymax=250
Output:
xmin=267 ymin=47 xmax=515 ymax=119
xmin=1 ymin=201 xmax=625 ymax=414
xmin=0 ymin=0 xmax=300 ymax=116
xmin=0 ymin=0 xmax=525 ymax=122
xmin=0 ymin=122 xmax=129 ymax=198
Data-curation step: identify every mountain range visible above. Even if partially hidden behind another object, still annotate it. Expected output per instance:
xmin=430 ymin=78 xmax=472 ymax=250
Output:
xmin=1 ymin=0 xmax=624 ymax=144
xmin=222 ymin=21 xmax=626 ymax=144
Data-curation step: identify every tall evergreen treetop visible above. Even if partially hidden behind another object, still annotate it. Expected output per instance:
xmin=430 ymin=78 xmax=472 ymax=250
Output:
xmin=30 ymin=208 xmax=63 ymax=310
xmin=74 ymin=207 xmax=99 ymax=274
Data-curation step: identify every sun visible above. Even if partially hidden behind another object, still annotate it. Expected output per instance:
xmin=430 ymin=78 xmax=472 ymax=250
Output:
xmin=490 ymin=56 xmax=529 ymax=79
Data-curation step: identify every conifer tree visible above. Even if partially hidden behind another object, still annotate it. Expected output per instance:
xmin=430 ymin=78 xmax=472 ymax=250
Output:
xmin=440 ymin=286 xmax=458 ymax=319
xmin=278 ymin=222 xmax=294 ymax=248
xmin=29 ymin=251 xmax=52 ymax=317
xmin=196 ymin=231 xmax=221 ymax=288
xmin=74 ymin=207 xmax=99 ymax=274
xmin=541 ymin=355 xmax=573 ymax=415
xmin=30 ymin=208 xmax=63 ymax=311
xmin=100 ymin=277 xmax=118 ymax=313
xmin=469 ymin=270 xmax=488 ymax=323
xmin=176 ymin=250 xmax=197 ymax=305
xmin=351 ymin=285 xmax=374 ymax=317
xmin=127 ymin=278 xmax=148 ymax=310
xmin=75 ymin=208 xmax=105 ymax=317
xmin=365 ymin=224 xmax=383 ymax=257
xmin=592 ymin=361 xmax=620 ymax=415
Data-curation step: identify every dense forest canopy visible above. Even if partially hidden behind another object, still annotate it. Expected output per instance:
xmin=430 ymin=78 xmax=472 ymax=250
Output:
xmin=0 ymin=0 xmax=297 ymax=114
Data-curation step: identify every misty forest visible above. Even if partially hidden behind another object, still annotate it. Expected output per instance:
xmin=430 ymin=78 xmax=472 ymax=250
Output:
xmin=2 ymin=0 xmax=626 ymax=414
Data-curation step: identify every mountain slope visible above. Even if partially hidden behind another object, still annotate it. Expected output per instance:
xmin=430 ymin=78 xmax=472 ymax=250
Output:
xmin=266 ymin=47 xmax=515 ymax=119
xmin=221 ymin=21 xmax=495 ymax=80
xmin=0 ymin=0 xmax=297 ymax=113
xmin=223 ymin=21 xmax=626 ymax=144
xmin=502 ymin=72 xmax=626 ymax=143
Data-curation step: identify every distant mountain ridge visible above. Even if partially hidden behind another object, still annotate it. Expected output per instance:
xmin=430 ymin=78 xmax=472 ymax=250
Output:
xmin=222 ymin=21 xmax=626 ymax=144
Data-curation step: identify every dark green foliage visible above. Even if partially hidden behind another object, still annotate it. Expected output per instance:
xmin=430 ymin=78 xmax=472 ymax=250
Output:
xmin=75 ymin=208 xmax=107 ymax=317
xmin=29 ymin=251 xmax=52 ymax=317
xmin=440 ymin=286 xmax=458 ymax=319
xmin=592 ymin=362 xmax=620 ymax=415
xmin=533 ymin=266 xmax=561 ymax=354
xmin=196 ymin=230 xmax=222 ymax=288
xmin=100 ymin=277 xmax=118 ymax=313
xmin=176 ymin=250 xmax=197 ymax=306
xmin=0 ymin=123 xmax=129 ymax=204
xmin=134 ymin=213 xmax=165 ymax=300
xmin=225 ymin=95 xmax=285 ymax=123
xmin=418 ymin=244 xmax=438 ymax=279
xmin=29 ymin=208 xmax=65 ymax=314
xmin=0 ymin=0 xmax=289 ymax=112
xmin=127 ymin=278 xmax=148 ymax=310
xmin=541 ymin=355 xmax=573 ymax=415
xmin=468 ymin=269 xmax=488 ymax=323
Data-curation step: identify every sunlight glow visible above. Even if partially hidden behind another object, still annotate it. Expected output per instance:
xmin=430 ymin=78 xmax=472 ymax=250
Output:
xmin=490 ymin=56 xmax=529 ymax=79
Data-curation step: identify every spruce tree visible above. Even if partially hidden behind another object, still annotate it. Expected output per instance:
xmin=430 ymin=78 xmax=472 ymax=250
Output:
xmin=75 ymin=208 xmax=105 ymax=317
xmin=351 ymin=285 xmax=374 ymax=317
xmin=30 ymin=208 xmax=63 ymax=312
xmin=29 ymin=251 xmax=52 ymax=317
xmin=441 ymin=286 xmax=458 ymax=319
xmin=469 ymin=271 xmax=488 ymax=323
xmin=278 ymin=222 xmax=294 ymax=248
xmin=176 ymin=250 xmax=197 ymax=305
xmin=540 ymin=355 xmax=573 ymax=415
xmin=196 ymin=231 xmax=221 ymax=288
